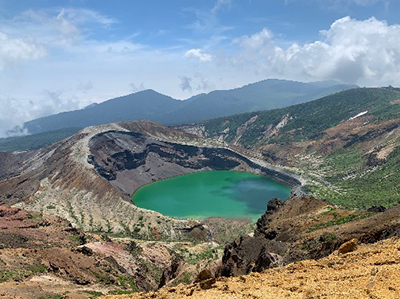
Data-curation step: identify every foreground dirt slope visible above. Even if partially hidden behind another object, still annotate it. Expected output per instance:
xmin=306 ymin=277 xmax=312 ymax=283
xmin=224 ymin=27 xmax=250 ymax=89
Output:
xmin=0 ymin=205 xmax=195 ymax=298
xmin=105 ymin=237 xmax=400 ymax=299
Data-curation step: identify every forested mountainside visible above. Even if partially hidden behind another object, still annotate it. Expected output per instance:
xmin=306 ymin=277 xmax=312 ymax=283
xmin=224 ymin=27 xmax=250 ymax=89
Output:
xmin=187 ymin=87 xmax=400 ymax=208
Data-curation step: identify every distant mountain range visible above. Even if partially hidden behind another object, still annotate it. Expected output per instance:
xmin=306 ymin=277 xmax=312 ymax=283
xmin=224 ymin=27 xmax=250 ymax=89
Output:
xmin=20 ymin=79 xmax=356 ymax=135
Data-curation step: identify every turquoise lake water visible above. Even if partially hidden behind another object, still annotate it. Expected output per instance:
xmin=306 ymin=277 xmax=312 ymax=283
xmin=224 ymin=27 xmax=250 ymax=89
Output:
xmin=132 ymin=171 xmax=291 ymax=222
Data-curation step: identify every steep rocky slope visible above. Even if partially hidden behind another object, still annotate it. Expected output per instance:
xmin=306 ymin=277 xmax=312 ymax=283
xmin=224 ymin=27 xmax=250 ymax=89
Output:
xmin=0 ymin=121 xmax=201 ymax=239
xmin=221 ymin=196 xmax=400 ymax=277
xmin=0 ymin=205 xmax=165 ymax=298
xmin=0 ymin=204 xmax=236 ymax=298
xmin=108 ymin=236 xmax=400 ymax=298
xmin=0 ymin=120 xmax=300 ymax=240
xmin=104 ymin=196 xmax=400 ymax=298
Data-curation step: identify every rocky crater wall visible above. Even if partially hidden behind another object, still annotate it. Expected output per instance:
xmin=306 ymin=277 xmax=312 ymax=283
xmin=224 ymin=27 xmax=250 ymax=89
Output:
xmin=88 ymin=131 xmax=303 ymax=198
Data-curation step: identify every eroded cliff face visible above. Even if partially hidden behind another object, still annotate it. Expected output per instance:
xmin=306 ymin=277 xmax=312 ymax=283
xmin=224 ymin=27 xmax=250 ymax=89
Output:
xmin=87 ymin=131 xmax=302 ymax=199
xmin=0 ymin=121 xmax=208 ymax=239
xmin=221 ymin=196 xmax=400 ymax=277
xmin=88 ymin=131 xmax=244 ymax=197
xmin=106 ymin=236 xmax=400 ymax=299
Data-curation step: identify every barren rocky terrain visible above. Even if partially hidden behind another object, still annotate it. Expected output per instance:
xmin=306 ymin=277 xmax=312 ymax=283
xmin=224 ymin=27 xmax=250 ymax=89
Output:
xmin=109 ymin=236 xmax=400 ymax=298
xmin=0 ymin=205 xmax=246 ymax=298
xmin=102 ymin=195 xmax=400 ymax=298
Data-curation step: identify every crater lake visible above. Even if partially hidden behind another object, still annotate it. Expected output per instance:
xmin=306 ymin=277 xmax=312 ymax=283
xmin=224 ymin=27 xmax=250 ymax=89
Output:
xmin=132 ymin=171 xmax=291 ymax=222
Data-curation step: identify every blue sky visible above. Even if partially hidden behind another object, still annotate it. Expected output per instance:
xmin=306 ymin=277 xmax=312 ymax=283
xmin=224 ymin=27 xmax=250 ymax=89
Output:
xmin=1 ymin=0 xmax=400 ymax=136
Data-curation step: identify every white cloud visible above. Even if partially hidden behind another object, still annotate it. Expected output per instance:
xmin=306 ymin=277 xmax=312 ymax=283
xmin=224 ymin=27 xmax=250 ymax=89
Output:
xmin=130 ymin=82 xmax=146 ymax=93
xmin=0 ymin=32 xmax=46 ymax=70
xmin=211 ymin=0 xmax=232 ymax=15
xmin=193 ymin=73 xmax=215 ymax=91
xmin=0 ymin=7 xmax=149 ymax=136
xmin=2 ymin=7 xmax=117 ymax=50
xmin=230 ymin=17 xmax=400 ymax=85
xmin=0 ymin=97 xmax=29 ymax=137
xmin=56 ymin=7 xmax=117 ymax=27
xmin=77 ymin=80 xmax=93 ymax=93
xmin=0 ymin=90 xmax=85 ymax=137
xmin=179 ymin=73 xmax=215 ymax=93
xmin=234 ymin=28 xmax=273 ymax=49
xmin=2 ymin=5 xmax=400 ymax=138
xmin=179 ymin=76 xmax=193 ymax=92
xmin=184 ymin=49 xmax=213 ymax=62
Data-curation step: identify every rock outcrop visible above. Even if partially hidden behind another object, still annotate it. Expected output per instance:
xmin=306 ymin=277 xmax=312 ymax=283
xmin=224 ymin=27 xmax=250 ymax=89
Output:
xmin=110 ymin=237 xmax=400 ymax=298
xmin=221 ymin=236 xmax=285 ymax=277
xmin=220 ymin=196 xmax=400 ymax=278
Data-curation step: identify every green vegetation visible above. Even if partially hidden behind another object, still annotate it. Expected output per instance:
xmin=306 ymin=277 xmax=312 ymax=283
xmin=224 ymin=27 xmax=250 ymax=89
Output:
xmin=69 ymin=234 xmax=81 ymax=243
xmin=203 ymin=87 xmax=400 ymax=209
xmin=0 ymin=127 xmax=81 ymax=152
xmin=310 ymin=144 xmax=400 ymax=208
xmin=184 ymin=247 xmax=214 ymax=265
xmin=173 ymin=244 xmax=223 ymax=266
xmin=117 ymin=275 xmax=137 ymax=291
xmin=171 ymin=271 xmax=192 ymax=287
xmin=39 ymin=296 xmax=63 ymax=299
xmin=83 ymin=290 xmax=104 ymax=297
xmin=0 ymin=262 xmax=47 ymax=283
xmin=204 ymin=88 xmax=400 ymax=145
xmin=108 ymin=290 xmax=137 ymax=295
xmin=32 ymin=213 xmax=43 ymax=219
xmin=67 ymin=202 xmax=79 ymax=224
xmin=308 ymin=212 xmax=375 ymax=232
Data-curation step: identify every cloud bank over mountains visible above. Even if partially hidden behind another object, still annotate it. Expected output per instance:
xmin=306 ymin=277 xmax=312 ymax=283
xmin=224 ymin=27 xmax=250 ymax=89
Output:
xmin=225 ymin=16 xmax=400 ymax=86
xmin=0 ymin=0 xmax=399 ymax=136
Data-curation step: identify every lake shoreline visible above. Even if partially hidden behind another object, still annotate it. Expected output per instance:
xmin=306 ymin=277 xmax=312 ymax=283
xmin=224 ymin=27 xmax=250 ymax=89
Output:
xmin=132 ymin=171 xmax=291 ymax=222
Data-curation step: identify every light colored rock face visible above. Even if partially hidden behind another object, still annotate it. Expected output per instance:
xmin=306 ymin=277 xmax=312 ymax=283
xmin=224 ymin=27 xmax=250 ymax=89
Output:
xmin=6 ymin=121 xmax=200 ymax=239
xmin=71 ymin=122 xmax=130 ymax=169
xmin=232 ymin=115 xmax=258 ymax=145
xmin=175 ymin=125 xmax=207 ymax=137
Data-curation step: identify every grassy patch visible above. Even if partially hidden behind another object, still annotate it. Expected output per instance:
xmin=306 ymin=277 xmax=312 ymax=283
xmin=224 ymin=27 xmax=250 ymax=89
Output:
xmin=82 ymin=290 xmax=104 ymax=298
xmin=118 ymin=275 xmax=137 ymax=291
xmin=308 ymin=212 xmax=375 ymax=232
xmin=69 ymin=234 xmax=80 ymax=243
xmin=183 ymin=247 xmax=214 ymax=265
xmin=108 ymin=290 xmax=137 ymax=295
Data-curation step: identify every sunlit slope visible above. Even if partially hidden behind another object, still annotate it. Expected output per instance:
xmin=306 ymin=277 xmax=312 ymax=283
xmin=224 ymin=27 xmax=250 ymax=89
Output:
xmin=204 ymin=87 xmax=400 ymax=144
xmin=200 ymin=87 xmax=400 ymax=208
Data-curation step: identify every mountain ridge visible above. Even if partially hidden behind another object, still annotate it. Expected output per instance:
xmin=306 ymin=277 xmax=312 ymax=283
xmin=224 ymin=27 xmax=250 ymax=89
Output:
xmin=14 ymin=79 xmax=356 ymax=136
xmin=184 ymin=86 xmax=400 ymax=209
